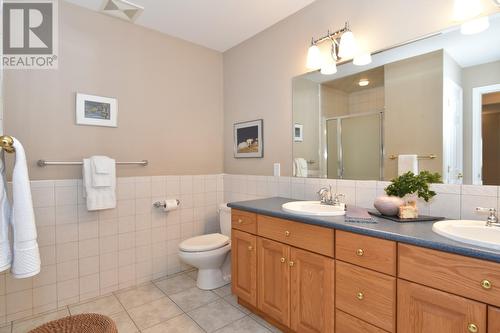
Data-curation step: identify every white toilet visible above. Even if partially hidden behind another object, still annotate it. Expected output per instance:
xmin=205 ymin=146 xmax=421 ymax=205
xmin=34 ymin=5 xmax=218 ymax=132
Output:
xmin=178 ymin=204 xmax=232 ymax=290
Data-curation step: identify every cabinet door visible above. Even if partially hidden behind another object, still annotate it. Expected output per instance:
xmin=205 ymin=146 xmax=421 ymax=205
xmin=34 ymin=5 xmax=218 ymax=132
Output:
xmin=398 ymin=280 xmax=487 ymax=333
xmin=257 ymin=237 xmax=290 ymax=326
xmin=231 ymin=229 xmax=257 ymax=306
xmin=290 ymin=248 xmax=334 ymax=333
xmin=490 ymin=307 xmax=500 ymax=333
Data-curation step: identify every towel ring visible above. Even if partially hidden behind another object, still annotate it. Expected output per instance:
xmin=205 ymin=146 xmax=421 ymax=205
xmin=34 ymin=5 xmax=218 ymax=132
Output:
xmin=0 ymin=135 xmax=15 ymax=153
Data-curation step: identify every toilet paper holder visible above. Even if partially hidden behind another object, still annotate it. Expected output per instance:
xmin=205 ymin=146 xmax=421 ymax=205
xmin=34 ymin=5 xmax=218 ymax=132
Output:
xmin=153 ymin=199 xmax=180 ymax=209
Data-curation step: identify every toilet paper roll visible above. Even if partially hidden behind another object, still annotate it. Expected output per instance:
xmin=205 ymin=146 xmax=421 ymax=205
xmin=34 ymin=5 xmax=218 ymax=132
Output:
xmin=163 ymin=199 xmax=179 ymax=212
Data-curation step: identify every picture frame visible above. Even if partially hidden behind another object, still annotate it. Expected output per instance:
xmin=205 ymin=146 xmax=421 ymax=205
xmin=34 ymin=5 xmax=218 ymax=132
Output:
xmin=76 ymin=93 xmax=118 ymax=127
xmin=294 ymin=123 xmax=303 ymax=142
xmin=233 ymin=119 xmax=263 ymax=158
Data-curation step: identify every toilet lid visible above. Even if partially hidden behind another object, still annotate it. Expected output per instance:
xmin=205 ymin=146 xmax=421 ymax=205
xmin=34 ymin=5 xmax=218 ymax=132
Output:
xmin=179 ymin=233 xmax=230 ymax=252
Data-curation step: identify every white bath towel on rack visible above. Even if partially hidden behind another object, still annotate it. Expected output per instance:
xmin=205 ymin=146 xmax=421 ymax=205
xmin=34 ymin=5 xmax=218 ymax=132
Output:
xmin=0 ymin=156 xmax=12 ymax=273
xmin=91 ymin=156 xmax=114 ymax=187
xmin=83 ymin=156 xmax=116 ymax=211
xmin=11 ymin=138 xmax=41 ymax=278
xmin=398 ymin=154 xmax=418 ymax=176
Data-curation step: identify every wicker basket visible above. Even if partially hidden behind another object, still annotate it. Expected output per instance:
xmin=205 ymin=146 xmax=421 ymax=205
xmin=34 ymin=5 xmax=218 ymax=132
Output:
xmin=29 ymin=313 xmax=118 ymax=333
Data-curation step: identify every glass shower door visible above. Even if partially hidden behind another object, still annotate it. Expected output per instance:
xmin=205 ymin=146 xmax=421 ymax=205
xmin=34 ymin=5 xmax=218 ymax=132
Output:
xmin=341 ymin=113 xmax=382 ymax=180
xmin=326 ymin=119 xmax=339 ymax=178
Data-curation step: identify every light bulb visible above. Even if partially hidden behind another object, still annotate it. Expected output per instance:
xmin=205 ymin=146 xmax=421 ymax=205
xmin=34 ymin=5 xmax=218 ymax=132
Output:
xmin=460 ymin=16 xmax=490 ymax=34
xmin=338 ymin=31 xmax=358 ymax=60
xmin=358 ymin=79 xmax=370 ymax=87
xmin=353 ymin=52 xmax=372 ymax=66
xmin=453 ymin=0 xmax=482 ymax=21
xmin=306 ymin=44 xmax=322 ymax=69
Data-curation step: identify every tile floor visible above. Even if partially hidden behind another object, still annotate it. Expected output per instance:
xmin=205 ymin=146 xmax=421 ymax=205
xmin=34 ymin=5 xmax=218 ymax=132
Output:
xmin=1 ymin=270 xmax=281 ymax=333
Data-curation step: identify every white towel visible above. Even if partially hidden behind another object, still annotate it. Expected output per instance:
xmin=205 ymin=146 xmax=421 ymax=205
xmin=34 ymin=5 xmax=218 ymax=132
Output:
xmin=0 ymin=156 xmax=12 ymax=273
xmin=10 ymin=138 xmax=41 ymax=278
xmin=398 ymin=154 xmax=418 ymax=176
xmin=293 ymin=158 xmax=308 ymax=177
xmin=83 ymin=156 xmax=116 ymax=211
xmin=90 ymin=156 xmax=113 ymax=187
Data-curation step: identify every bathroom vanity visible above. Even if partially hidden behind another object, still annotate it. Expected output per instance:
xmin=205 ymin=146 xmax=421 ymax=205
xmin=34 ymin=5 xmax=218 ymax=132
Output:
xmin=229 ymin=198 xmax=500 ymax=333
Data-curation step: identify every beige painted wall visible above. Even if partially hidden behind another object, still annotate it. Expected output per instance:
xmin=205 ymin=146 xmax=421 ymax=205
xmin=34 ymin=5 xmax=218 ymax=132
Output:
xmin=384 ymin=51 xmax=444 ymax=180
xmin=4 ymin=1 xmax=223 ymax=180
xmin=223 ymin=0 xmax=498 ymax=176
xmin=292 ymin=78 xmax=319 ymax=173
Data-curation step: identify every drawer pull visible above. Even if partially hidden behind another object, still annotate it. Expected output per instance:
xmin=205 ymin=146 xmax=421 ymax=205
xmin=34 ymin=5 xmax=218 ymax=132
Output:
xmin=238 ymin=218 xmax=243 ymax=224
xmin=289 ymin=261 xmax=295 ymax=267
xmin=467 ymin=323 xmax=478 ymax=333
xmin=356 ymin=248 xmax=364 ymax=256
xmin=356 ymin=292 xmax=364 ymax=300
xmin=248 ymin=246 xmax=253 ymax=251
xmin=285 ymin=231 xmax=290 ymax=237
xmin=280 ymin=257 xmax=286 ymax=263
xmin=481 ymin=279 xmax=492 ymax=290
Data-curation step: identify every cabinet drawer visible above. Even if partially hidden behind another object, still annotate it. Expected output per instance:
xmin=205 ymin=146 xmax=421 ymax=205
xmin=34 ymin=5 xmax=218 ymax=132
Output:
xmin=231 ymin=210 xmax=257 ymax=234
xmin=336 ymin=261 xmax=396 ymax=332
xmin=336 ymin=310 xmax=388 ymax=333
xmin=257 ymin=215 xmax=334 ymax=257
xmin=336 ymin=231 xmax=396 ymax=276
xmin=398 ymin=244 xmax=500 ymax=307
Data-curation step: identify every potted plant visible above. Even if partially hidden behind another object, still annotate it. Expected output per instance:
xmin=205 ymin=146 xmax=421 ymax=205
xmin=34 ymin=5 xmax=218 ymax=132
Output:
xmin=374 ymin=171 xmax=442 ymax=217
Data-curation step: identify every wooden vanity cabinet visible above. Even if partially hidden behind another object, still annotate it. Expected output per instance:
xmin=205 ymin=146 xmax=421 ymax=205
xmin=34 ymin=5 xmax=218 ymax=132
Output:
xmin=231 ymin=229 xmax=257 ymax=307
xmin=231 ymin=210 xmax=500 ymax=333
xmin=489 ymin=307 xmax=500 ymax=333
xmin=398 ymin=279 xmax=487 ymax=333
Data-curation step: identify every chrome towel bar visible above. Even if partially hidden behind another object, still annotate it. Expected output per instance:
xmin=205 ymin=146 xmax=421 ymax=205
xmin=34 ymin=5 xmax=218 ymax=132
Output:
xmin=37 ymin=160 xmax=148 ymax=167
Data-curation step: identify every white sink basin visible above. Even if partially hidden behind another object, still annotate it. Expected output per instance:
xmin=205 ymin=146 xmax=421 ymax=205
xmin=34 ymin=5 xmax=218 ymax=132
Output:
xmin=432 ymin=220 xmax=500 ymax=250
xmin=282 ymin=201 xmax=346 ymax=217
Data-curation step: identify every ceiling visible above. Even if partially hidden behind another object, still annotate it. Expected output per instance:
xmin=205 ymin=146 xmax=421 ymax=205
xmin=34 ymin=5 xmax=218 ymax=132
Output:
xmin=63 ymin=0 xmax=316 ymax=51
xmin=324 ymin=66 xmax=384 ymax=93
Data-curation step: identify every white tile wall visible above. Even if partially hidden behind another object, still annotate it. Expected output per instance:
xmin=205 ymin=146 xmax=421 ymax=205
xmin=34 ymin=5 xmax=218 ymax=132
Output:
xmin=224 ymin=174 xmax=498 ymax=223
xmin=0 ymin=174 xmax=224 ymax=326
xmin=1 ymin=172 xmax=498 ymax=327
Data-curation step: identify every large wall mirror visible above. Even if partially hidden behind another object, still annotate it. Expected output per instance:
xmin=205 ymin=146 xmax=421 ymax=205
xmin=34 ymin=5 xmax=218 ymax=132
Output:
xmin=293 ymin=13 xmax=500 ymax=185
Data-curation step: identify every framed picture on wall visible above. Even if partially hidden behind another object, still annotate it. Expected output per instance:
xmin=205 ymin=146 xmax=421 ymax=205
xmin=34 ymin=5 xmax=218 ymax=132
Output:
xmin=233 ymin=119 xmax=263 ymax=158
xmin=294 ymin=124 xmax=303 ymax=142
xmin=76 ymin=93 xmax=118 ymax=127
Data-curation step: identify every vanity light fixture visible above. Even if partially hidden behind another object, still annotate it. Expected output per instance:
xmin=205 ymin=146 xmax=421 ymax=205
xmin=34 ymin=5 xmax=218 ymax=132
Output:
xmin=306 ymin=22 xmax=372 ymax=75
xmin=453 ymin=0 xmax=490 ymax=34
xmin=358 ymin=79 xmax=370 ymax=87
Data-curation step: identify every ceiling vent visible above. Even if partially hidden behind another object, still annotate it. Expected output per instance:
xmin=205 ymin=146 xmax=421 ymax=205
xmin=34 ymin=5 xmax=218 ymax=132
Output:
xmin=100 ymin=0 xmax=144 ymax=22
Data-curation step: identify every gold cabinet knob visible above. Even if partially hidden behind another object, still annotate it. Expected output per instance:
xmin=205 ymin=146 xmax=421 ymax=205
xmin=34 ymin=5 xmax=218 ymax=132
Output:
xmin=289 ymin=261 xmax=295 ymax=267
xmin=284 ymin=231 xmax=290 ymax=237
xmin=467 ymin=323 xmax=478 ymax=333
xmin=356 ymin=292 xmax=364 ymax=300
xmin=238 ymin=219 xmax=243 ymax=224
xmin=481 ymin=279 xmax=492 ymax=290
xmin=280 ymin=257 xmax=286 ymax=263
xmin=248 ymin=246 xmax=253 ymax=251
xmin=356 ymin=248 xmax=364 ymax=256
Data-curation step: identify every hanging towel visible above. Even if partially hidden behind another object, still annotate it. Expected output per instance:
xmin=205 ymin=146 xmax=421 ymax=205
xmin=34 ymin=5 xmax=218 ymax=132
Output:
xmin=398 ymin=154 xmax=418 ymax=176
xmin=90 ymin=156 xmax=113 ymax=187
xmin=11 ymin=138 xmax=41 ymax=278
xmin=293 ymin=158 xmax=308 ymax=177
xmin=83 ymin=156 xmax=116 ymax=211
xmin=0 ymin=156 xmax=12 ymax=273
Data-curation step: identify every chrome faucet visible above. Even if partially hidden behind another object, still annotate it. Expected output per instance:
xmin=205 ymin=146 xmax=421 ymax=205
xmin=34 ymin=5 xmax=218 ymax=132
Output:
xmin=317 ymin=186 xmax=344 ymax=207
xmin=476 ymin=207 xmax=500 ymax=227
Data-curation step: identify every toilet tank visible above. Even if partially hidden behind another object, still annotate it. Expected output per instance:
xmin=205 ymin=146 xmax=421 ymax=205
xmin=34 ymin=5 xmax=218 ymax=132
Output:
xmin=219 ymin=204 xmax=231 ymax=237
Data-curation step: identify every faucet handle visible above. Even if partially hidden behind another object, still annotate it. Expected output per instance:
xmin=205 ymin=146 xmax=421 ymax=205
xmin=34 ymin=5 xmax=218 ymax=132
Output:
xmin=476 ymin=207 xmax=498 ymax=226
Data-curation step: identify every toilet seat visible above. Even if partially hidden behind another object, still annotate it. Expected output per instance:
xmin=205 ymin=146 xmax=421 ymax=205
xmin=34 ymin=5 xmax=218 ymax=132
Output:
xmin=179 ymin=233 xmax=229 ymax=252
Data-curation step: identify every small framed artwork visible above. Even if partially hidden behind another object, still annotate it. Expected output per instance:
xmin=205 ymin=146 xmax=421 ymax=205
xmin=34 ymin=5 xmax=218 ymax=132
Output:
xmin=234 ymin=119 xmax=263 ymax=158
xmin=294 ymin=124 xmax=303 ymax=142
xmin=76 ymin=93 xmax=118 ymax=127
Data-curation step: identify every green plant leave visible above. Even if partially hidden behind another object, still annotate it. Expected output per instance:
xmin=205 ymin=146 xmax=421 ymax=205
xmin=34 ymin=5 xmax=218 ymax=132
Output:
xmin=385 ymin=171 xmax=442 ymax=202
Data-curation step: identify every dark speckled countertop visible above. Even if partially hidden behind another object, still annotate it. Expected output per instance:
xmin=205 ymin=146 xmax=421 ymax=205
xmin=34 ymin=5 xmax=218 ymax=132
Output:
xmin=228 ymin=197 xmax=500 ymax=263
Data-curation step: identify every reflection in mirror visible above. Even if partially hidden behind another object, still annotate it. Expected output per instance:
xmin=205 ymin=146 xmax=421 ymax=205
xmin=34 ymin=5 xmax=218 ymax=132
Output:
xmin=292 ymin=13 xmax=500 ymax=185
